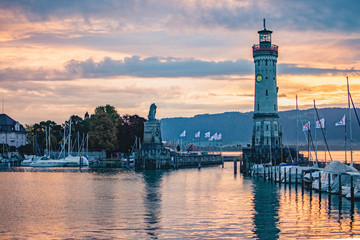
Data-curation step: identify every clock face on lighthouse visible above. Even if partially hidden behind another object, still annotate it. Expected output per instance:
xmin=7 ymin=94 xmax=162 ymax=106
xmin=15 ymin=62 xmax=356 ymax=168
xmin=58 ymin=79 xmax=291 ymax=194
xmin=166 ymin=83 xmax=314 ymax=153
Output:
xmin=256 ymin=74 xmax=262 ymax=83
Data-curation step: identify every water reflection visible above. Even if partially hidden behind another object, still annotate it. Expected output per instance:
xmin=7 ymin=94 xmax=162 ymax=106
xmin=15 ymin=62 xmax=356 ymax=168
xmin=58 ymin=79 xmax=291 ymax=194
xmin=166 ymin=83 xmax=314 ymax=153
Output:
xmin=252 ymin=179 xmax=280 ymax=240
xmin=141 ymin=170 xmax=165 ymax=239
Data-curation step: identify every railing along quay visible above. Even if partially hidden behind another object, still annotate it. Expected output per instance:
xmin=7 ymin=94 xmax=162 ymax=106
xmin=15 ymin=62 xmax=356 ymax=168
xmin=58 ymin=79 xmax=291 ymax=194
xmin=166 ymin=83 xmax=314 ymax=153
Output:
xmin=232 ymin=159 xmax=357 ymax=207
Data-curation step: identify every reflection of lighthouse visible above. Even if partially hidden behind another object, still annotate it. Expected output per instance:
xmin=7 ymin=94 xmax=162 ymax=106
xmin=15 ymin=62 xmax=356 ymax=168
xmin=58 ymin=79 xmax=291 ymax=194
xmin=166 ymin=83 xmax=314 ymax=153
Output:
xmin=252 ymin=181 xmax=280 ymax=239
xmin=252 ymin=19 xmax=280 ymax=150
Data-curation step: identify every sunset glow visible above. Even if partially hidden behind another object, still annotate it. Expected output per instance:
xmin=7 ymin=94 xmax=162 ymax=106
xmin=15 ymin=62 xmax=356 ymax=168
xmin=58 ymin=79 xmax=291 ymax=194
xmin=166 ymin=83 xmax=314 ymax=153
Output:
xmin=1 ymin=1 xmax=359 ymax=124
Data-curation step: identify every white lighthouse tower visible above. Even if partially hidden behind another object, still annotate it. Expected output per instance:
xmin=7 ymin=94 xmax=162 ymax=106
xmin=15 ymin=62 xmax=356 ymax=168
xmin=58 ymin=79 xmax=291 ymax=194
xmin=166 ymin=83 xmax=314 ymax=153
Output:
xmin=252 ymin=19 xmax=280 ymax=152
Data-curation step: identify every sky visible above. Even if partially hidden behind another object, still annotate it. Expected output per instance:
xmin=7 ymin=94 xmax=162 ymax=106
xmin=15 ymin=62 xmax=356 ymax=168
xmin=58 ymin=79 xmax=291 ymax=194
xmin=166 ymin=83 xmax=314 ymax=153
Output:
xmin=1 ymin=0 xmax=360 ymax=125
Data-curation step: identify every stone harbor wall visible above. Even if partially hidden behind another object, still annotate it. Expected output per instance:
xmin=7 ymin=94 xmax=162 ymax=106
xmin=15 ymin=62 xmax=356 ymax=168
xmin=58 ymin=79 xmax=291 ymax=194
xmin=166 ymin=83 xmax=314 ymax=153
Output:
xmin=135 ymin=145 xmax=222 ymax=170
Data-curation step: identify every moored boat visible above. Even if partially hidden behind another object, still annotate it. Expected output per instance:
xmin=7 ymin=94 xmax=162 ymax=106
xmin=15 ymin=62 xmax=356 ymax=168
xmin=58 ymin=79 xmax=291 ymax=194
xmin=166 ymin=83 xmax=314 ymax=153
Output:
xmin=30 ymin=156 xmax=66 ymax=167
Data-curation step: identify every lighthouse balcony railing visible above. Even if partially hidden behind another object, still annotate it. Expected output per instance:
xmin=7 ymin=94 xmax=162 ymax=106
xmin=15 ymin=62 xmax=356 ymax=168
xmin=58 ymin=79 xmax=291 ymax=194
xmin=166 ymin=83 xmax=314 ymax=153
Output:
xmin=252 ymin=44 xmax=278 ymax=53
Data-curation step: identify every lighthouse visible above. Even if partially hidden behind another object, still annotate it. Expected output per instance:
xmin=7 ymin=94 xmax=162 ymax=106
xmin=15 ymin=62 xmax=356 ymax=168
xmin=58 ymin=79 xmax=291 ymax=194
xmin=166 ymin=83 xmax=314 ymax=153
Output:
xmin=252 ymin=19 xmax=280 ymax=150
xmin=241 ymin=20 xmax=304 ymax=169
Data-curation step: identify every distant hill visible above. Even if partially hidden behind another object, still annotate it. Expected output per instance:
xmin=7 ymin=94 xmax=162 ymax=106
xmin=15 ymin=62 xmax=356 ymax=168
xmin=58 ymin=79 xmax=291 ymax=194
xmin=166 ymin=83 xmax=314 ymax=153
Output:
xmin=160 ymin=108 xmax=360 ymax=149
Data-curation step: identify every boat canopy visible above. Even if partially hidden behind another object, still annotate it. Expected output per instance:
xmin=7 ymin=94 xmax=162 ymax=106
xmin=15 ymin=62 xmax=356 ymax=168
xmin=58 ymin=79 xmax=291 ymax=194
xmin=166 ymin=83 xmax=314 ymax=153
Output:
xmin=323 ymin=160 xmax=357 ymax=173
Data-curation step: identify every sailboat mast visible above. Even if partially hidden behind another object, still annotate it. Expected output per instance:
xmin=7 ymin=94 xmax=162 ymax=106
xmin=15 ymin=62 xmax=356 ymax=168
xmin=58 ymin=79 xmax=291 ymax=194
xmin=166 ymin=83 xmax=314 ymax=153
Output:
xmin=296 ymin=95 xmax=299 ymax=162
xmin=313 ymin=100 xmax=318 ymax=164
xmin=68 ymin=118 xmax=72 ymax=156
xmin=45 ymin=126 xmax=48 ymax=156
xmin=48 ymin=126 xmax=51 ymax=157
xmin=347 ymin=76 xmax=353 ymax=166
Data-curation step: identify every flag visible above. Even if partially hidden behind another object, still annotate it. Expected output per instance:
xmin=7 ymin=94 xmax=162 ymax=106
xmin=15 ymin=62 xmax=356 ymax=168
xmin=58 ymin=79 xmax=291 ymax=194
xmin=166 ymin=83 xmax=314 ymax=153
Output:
xmin=303 ymin=122 xmax=310 ymax=131
xmin=204 ymin=132 xmax=210 ymax=138
xmin=180 ymin=130 xmax=186 ymax=137
xmin=217 ymin=133 xmax=222 ymax=140
xmin=211 ymin=133 xmax=218 ymax=141
xmin=316 ymin=118 xmax=325 ymax=128
xmin=195 ymin=131 xmax=200 ymax=138
xmin=335 ymin=115 xmax=346 ymax=126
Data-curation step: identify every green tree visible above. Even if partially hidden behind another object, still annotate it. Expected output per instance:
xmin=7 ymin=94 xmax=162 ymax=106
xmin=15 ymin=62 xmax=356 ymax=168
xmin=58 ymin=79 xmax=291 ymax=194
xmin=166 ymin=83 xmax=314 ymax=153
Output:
xmin=32 ymin=120 xmax=63 ymax=154
xmin=117 ymin=114 xmax=145 ymax=153
xmin=94 ymin=104 xmax=121 ymax=125
xmin=89 ymin=111 xmax=117 ymax=152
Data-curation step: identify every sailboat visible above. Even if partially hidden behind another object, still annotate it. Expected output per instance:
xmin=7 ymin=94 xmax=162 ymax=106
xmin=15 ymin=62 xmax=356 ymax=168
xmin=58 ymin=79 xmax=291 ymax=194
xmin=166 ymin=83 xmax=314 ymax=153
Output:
xmin=312 ymin=76 xmax=359 ymax=192
xmin=30 ymin=126 xmax=67 ymax=168
xmin=60 ymin=118 xmax=89 ymax=167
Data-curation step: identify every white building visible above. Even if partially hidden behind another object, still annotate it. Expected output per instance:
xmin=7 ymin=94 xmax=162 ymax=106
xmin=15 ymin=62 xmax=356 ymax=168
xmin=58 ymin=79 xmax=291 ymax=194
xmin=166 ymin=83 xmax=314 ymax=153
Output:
xmin=0 ymin=114 xmax=27 ymax=148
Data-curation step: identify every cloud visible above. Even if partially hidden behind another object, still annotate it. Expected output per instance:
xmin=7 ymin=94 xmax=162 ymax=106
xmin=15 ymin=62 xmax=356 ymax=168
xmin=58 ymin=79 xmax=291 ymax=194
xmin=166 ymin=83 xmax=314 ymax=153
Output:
xmin=2 ymin=0 xmax=360 ymax=33
xmin=278 ymin=64 xmax=360 ymax=76
xmin=64 ymin=56 xmax=253 ymax=78
xmin=1 ymin=56 xmax=360 ymax=82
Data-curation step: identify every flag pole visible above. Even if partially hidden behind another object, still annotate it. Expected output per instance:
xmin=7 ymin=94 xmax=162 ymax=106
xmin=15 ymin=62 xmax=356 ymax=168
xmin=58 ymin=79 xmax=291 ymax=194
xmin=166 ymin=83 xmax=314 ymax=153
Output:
xmin=313 ymin=100 xmax=318 ymax=164
xmin=296 ymin=95 xmax=299 ymax=163
xmin=347 ymin=76 xmax=353 ymax=167
xmin=345 ymin=115 xmax=347 ymax=164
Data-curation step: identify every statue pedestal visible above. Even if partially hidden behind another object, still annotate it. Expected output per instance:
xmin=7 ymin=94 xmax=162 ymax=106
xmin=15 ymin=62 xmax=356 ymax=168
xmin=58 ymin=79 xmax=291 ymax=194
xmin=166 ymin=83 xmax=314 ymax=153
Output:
xmin=143 ymin=120 xmax=162 ymax=144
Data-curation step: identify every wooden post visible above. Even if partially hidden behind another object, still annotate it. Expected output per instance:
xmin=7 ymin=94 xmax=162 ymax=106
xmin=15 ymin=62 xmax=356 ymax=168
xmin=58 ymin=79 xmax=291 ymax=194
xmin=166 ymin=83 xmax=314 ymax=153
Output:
xmin=233 ymin=158 xmax=237 ymax=174
xmin=274 ymin=166 xmax=277 ymax=182
xmin=270 ymin=167 xmax=273 ymax=183
xmin=279 ymin=167 xmax=281 ymax=185
xmin=289 ymin=168 xmax=292 ymax=185
xmin=350 ymin=176 xmax=355 ymax=208
xmin=301 ymin=170 xmax=304 ymax=195
xmin=295 ymin=168 xmax=298 ymax=185
xmin=310 ymin=171 xmax=313 ymax=197
xmin=264 ymin=166 xmax=266 ymax=181
xmin=222 ymin=156 xmax=224 ymax=168
xmin=284 ymin=168 xmax=287 ymax=184
xmin=338 ymin=174 xmax=342 ymax=195
xmin=351 ymin=175 xmax=354 ymax=207
xmin=328 ymin=174 xmax=331 ymax=193
xmin=318 ymin=171 xmax=322 ymax=194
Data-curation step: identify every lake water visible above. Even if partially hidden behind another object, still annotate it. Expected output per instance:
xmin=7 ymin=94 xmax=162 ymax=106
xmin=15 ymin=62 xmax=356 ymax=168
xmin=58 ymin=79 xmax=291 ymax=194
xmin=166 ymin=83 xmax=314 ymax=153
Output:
xmin=1 ymin=162 xmax=360 ymax=239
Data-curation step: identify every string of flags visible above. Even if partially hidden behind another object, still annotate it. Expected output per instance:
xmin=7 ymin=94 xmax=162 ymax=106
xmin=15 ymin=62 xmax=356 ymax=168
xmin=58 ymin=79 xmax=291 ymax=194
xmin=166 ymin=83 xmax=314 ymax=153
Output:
xmin=179 ymin=130 xmax=222 ymax=141
xmin=302 ymin=114 xmax=346 ymax=131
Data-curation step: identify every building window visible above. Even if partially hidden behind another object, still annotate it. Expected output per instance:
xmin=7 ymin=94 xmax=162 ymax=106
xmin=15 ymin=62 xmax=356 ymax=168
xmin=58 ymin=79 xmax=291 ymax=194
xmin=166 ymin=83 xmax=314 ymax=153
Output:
xmin=274 ymin=104 xmax=276 ymax=110
xmin=266 ymin=139 xmax=269 ymax=144
xmin=266 ymin=90 xmax=268 ymax=96
xmin=257 ymin=104 xmax=259 ymax=111
xmin=266 ymin=125 xmax=269 ymax=130
xmin=265 ymin=59 xmax=268 ymax=66
xmin=258 ymin=60 xmax=260 ymax=66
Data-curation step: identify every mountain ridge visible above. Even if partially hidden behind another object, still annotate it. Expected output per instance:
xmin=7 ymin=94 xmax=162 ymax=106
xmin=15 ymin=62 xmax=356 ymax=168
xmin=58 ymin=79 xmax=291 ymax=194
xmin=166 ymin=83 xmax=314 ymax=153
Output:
xmin=160 ymin=107 xmax=360 ymax=148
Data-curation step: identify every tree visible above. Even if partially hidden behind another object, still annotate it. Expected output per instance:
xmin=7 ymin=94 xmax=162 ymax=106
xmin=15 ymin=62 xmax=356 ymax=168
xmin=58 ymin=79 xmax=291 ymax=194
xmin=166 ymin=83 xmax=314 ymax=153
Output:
xmin=89 ymin=111 xmax=117 ymax=152
xmin=94 ymin=104 xmax=121 ymax=125
xmin=117 ymin=114 xmax=146 ymax=153
xmin=32 ymin=120 xmax=63 ymax=155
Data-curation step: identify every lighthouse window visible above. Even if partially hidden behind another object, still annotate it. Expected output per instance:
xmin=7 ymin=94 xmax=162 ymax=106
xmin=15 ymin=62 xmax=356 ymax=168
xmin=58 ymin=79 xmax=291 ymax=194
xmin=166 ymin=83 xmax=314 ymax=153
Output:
xmin=266 ymin=90 xmax=268 ymax=96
